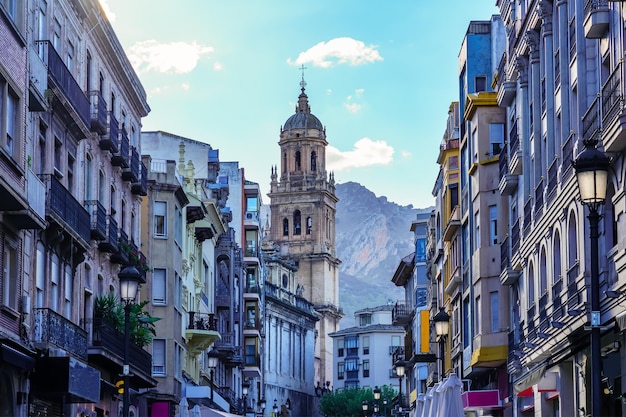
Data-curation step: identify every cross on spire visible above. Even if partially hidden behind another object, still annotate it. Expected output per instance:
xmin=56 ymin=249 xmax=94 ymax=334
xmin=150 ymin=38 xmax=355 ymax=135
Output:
xmin=299 ymin=64 xmax=307 ymax=90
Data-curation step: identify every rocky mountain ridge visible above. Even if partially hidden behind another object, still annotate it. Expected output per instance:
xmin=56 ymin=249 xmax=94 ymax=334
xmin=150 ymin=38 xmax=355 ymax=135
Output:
xmin=335 ymin=181 xmax=432 ymax=328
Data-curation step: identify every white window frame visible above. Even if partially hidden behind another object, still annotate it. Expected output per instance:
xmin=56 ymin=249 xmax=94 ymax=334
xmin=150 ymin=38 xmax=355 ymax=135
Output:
xmin=3 ymin=237 xmax=18 ymax=310
xmin=154 ymin=201 xmax=167 ymax=237
xmin=152 ymin=268 xmax=167 ymax=305
xmin=489 ymin=205 xmax=497 ymax=245
xmin=152 ymin=339 xmax=166 ymax=376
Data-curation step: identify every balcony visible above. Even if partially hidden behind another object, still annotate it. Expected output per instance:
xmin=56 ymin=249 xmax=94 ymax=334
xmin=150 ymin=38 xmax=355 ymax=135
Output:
xmin=523 ymin=197 xmax=533 ymax=237
xmin=534 ymin=179 xmax=544 ymax=219
xmin=3 ymin=170 xmax=46 ymax=230
xmin=444 ymin=265 xmax=462 ymax=296
xmin=443 ymin=205 xmax=461 ymax=242
xmin=509 ymin=122 xmax=522 ymax=175
xmin=213 ymin=333 xmax=244 ymax=366
xmin=35 ymin=41 xmax=90 ymax=138
xmin=34 ymin=308 xmax=88 ymax=359
xmin=29 ymin=45 xmax=48 ymax=111
xmin=85 ymin=200 xmax=106 ymax=241
xmin=561 ymin=131 xmax=575 ymax=183
xmin=112 ymin=128 xmax=130 ymax=167
xmin=498 ymin=148 xmax=518 ymax=196
xmin=500 ymin=236 xmax=520 ymax=285
xmin=546 ymin=157 xmax=559 ymax=204
xmin=582 ymin=95 xmax=600 ymax=143
xmin=98 ymin=215 xmax=118 ymax=253
xmin=391 ymin=301 xmax=413 ymax=326
xmin=584 ymin=0 xmax=609 ymax=39
xmin=243 ymin=317 xmax=261 ymax=337
xmin=89 ymin=91 xmax=107 ymax=135
xmin=186 ymin=312 xmax=220 ymax=355
xmin=131 ymin=162 xmax=148 ymax=196
xmin=265 ymin=281 xmax=318 ymax=317
xmin=602 ymin=61 xmax=626 ymax=152
xmin=99 ymin=112 xmax=119 ymax=153
xmin=42 ymin=175 xmax=90 ymax=249
xmin=89 ymin=318 xmax=156 ymax=388
xmin=110 ymin=230 xmax=129 ymax=264
xmin=122 ymin=147 xmax=140 ymax=183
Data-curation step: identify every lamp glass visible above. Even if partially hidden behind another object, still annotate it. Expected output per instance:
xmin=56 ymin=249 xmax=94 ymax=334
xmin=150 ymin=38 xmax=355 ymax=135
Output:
xmin=433 ymin=308 xmax=451 ymax=337
xmin=395 ymin=361 xmax=405 ymax=377
xmin=207 ymin=355 xmax=219 ymax=369
xmin=373 ymin=386 xmax=381 ymax=400
xmin=242 ymin=386 xmax=249 ymax=396
xmin=362 ymin=400 xmax=368 ymax=411
xmin=119 ymin=266 xmax=141 ymax=303
xmin=576 ymin=169 xmax=608 ymax=205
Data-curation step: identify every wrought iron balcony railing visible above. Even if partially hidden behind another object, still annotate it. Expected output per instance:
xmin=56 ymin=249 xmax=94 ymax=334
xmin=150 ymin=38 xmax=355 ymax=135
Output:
xmin=34 ymin=308 xmax=88 ymax=359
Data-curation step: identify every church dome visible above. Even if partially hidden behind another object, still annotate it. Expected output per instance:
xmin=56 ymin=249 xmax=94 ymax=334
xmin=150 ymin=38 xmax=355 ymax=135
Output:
xmin=283 ymin=111 xmax=324 ymax=131
xmin=282 ymin=78 xmax=324 ymax=132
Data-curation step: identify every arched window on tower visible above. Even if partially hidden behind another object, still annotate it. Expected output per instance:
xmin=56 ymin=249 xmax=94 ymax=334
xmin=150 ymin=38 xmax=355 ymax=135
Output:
xmin=283 ymin=218 xmax=289 ymax=236
xmin=294 ymin=210 xmax=301 ymax=235
xmin=295 ymin=151 xmax=301 ymax=171
xmin=311 ymin=151 xmax=317 ymax=172
xmin=306 ymin=217 xmax=312 ymax=234
xmin=283 ymin=152 xmax=287 ymax=173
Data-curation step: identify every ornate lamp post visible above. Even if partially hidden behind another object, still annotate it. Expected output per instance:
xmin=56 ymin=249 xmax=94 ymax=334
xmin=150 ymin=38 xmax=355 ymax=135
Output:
xmin=433 ymin=307 xmax=451 ymax=381
xmin=382 ymin=398 xmax=388 ymax=417
xmin=119 ymin=265 xmax=143 ymax=417
xmin=373 ymin=386 xmax=380 ymax=416
xmin=207 ymin=354 xmax=218 ymax=402
xmin=257 ymin=399 xmax=266 ymax=417
xmin=272 ymin=399 xmax=278 ymax=416
xmin=242 ymin=379 xmax=251 ymax=415
xmin=574 ymin=137 xmax=610 ymax=417
xmin=361 ymin=399 xmax=369 ymax=417
xmin=394 ymin=360 xmax=406 ymax=415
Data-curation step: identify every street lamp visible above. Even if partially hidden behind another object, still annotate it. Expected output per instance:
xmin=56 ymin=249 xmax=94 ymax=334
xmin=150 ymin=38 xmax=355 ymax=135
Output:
xmin=574 ymin=137 xmax=610 ymax=417
xmin=373 ymin=386 xmax=380 ymax=417
xmin=272 ymin=399 xmax=278 ymax=416
xmin=433 ymin=307 xmax=451 ymax=381
xmin=395 ymin=360 xmax=406 ymax=412
xmin=242 ymin=379 xmax=251 ymax=415
xmin=361 ymin=399 xmax=369 ymax=416
xmin=382 ymin=398 xmax=388 ymax=417
xmin=258 ymin=399 xmax=266 ymax=417
xmin=207 ymin=354 xmax=219 ymax=403
xmin=119 ymin=265 xmax=143 ymax=417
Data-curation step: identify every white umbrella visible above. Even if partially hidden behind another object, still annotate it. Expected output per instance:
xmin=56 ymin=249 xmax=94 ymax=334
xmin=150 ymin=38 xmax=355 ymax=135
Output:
xmin=427 ymin=382 xmax=442 ymax=417
xmin=420 ymin=386 xmax=433 ymax=417
xmin=178 ymin=397 xmax=190 ymax=417
xmin=436 ymin=373 xmax=465 ymax=417
xmin=414 ymin=393 xmax=425 ymax=417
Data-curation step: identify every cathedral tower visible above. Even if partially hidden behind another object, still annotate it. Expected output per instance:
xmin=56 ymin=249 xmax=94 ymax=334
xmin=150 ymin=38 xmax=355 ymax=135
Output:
xmin=268 ymin=75 xmax=342 ymax=388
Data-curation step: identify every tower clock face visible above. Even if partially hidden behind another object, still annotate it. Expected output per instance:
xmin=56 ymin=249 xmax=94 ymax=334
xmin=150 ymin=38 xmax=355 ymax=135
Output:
xmin=282 ymin=274 xmax=288 ymax=288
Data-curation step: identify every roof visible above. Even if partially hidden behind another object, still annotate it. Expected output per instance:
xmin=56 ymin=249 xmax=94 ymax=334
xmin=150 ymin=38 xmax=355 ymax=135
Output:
xmin=329 ymin=323 xmax=404 ymax=337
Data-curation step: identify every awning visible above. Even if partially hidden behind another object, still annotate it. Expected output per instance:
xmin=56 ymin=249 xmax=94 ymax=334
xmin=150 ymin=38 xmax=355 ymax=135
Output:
xmin=514 ymin=364 xmax=546 ymax=396
xmin=537 ymin=372 xmax=558 ymax=392
xmin=0 ymin=344 xmax=35 ymax=371
xmin=197 ymin=406 xmax=242 ymax=417
xmin=462 ymin=390 xmax=500 ymax=409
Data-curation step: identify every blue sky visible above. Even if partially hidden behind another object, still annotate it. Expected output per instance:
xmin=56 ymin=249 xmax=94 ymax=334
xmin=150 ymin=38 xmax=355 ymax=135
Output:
xmin=101 ymin=1 xmax=499 ymax=208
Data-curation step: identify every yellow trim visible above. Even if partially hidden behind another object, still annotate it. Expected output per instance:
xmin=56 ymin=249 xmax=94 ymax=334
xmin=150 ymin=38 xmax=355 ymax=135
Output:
xmin=463 ymin=92 xmax=498 ymax=120
xmin=480 ymin=156 xmax=500 ymax=165
xmin=470 ymin=345 xmax=508 ymax=366
xmin=468 ymin=162 xmax=478 ymax=175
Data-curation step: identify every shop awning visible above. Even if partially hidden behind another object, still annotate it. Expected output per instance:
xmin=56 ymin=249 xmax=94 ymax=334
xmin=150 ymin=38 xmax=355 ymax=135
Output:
xmin=514 ymin=363 xmax=548 ymax=396
xmin=462 ymin=390 xmax=500 ymax=409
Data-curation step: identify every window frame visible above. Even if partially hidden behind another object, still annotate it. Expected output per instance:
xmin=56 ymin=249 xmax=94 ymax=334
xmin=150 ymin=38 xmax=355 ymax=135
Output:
xmin=152 ymin=339 xmax=166 ymax=376
xmin=154 ymin=201 xmax=167 ymax=237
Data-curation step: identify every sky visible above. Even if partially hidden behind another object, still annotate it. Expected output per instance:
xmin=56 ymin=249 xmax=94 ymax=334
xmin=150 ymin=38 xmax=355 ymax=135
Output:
xmin=100 ymin=1 xmax=499 ymax=209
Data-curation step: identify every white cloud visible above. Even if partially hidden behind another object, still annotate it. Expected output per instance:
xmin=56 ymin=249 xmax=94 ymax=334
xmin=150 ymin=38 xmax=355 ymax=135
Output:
xmin=127 ymin=40 xmax=214 ymax=74
xmin=181 ymin=83 xmax=190 ymax=91
xmin=213 ymin=62 xmax=224 ymax=71
xmin=355 ymin=88 xmax=365 ymax=95
xmin=344 ymin=101 xmax=361 ymax=114
xmin=401 ymin=150 xmax=412 ymax=158
xmin=287 ymin=37 xmax=383 ymax=68
xmin=326 ymin=89 xmax=332 ymax=95
xmin=327 ymin=138 xmax=394 ymax=171
xmin=98 ymin=0 xmax=115 ymax=23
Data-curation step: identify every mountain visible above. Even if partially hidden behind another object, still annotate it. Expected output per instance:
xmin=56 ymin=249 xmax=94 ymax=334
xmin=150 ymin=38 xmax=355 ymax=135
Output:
xmin=335 ymin=181 xmax=433 ymax=328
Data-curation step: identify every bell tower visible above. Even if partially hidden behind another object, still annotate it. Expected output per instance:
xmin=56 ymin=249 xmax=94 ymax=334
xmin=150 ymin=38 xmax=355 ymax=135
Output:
xmin=268 ymin=73 xmax=342 ymax=388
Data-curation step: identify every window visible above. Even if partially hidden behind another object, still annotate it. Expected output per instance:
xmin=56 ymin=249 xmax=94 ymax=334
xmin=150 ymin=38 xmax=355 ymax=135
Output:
xmin=295 ymin=151 xmax=301 ymax=170
xmin=490 ymin=291 xmax=499 ymax=332
xmin=51 ymin=254 xmax=59 ymax=311
xmin=359 ymin=314 xmax=372 ymax=326
xmin=345 ymin=358 xmax=359 ymax=372
xmin=35 ymin=243 xmax=45 ymax=309
xmin=362 ymin=336 xmax=370 ymax=355
xmin=489 ymin=123 xmax=504 ymax=156
xmin=489 ymin=205 xmax=497 ymax=245
xmin=475 ymin=295 xmax=481 ymax=334
xmin=306 ymin=217 xmax=312 ymax=235
xmin=52 ymin=17 xmax=61 ymax=50
xmin=246 ymin=196 xmax=258 ymax=213
xmin=311 ymin=151 xmax=317 ymax=171
xmin=174 ymin=273 xmax=182 ymax=310
xmin=3 ymin=238 xmax=18 ymax=310
xmin=474 ymin=212 xmax=480 ymax=250
xmin=152 ymin=339 xmax=166 ymax=376
xmin=154 ymin=201 xmax=167 ymax=237
xmin=449 ymin=183 xmax=458 ymax=208
xmin=346 ymin=336 xmax=358 ymax=355
xmin=1 ymin=84 xmax=18 ymax=157
xmin=338 ymin=362 xmax=345 ymax=380
xmin=338 ymin=338 xmax=344 ymax=357
xmin=152 ymin=268 xmax=166 ymax=305
xmin=363 ymin=360 xmax=370 ymax=377
xmin=475 ymin=76 xmax=487 ymax=92
xmin=67 ymin=40 xmax=74 ymax=73
xmin=2 ymin=0 xmax=18 ymax=23
xmin=64 ymin=265 xmax=72 ymax=319
xmin=293 ymin=210 xmax=301 ymax=235
xmin=174 ymin=205 xmax=182 ymax=244
xmin=245 ymin=338 xmax=257 ymax=366
xmin=175 ymin=344 xmax=182 ymax=379
xmin=245 ymin=230 xmax=257 ymax=257
xmin=391 ymin=335 xmax=401 ymax=348
xmin=282 ymin=218 xmax=289 ymax=236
